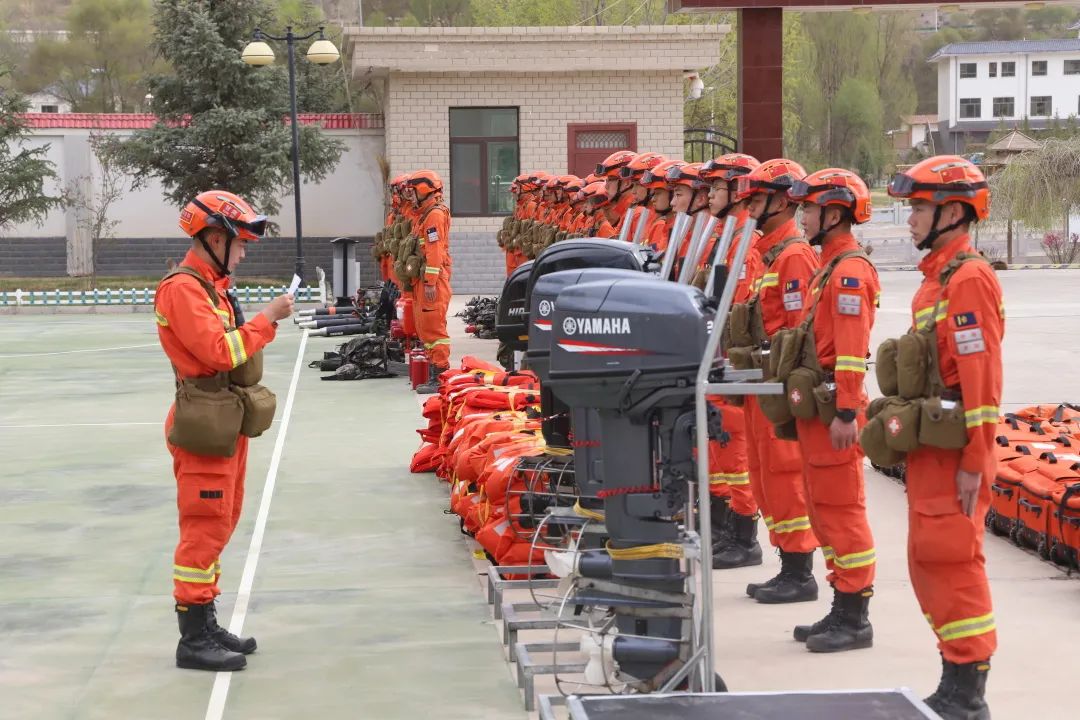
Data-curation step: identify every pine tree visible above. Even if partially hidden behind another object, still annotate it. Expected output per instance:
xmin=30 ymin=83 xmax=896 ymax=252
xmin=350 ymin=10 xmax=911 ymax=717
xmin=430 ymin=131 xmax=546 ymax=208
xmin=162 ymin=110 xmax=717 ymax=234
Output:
xmin=0 ymin=74 xmax=64 ymax=231
xmin=99 ymin=0 xmax=343 ymax=217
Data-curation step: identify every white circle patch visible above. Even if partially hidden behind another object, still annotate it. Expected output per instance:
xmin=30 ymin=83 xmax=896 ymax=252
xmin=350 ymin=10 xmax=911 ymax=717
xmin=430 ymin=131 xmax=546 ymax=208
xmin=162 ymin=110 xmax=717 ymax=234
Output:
xmin=562 ymin=317 xmax=577 ymax=336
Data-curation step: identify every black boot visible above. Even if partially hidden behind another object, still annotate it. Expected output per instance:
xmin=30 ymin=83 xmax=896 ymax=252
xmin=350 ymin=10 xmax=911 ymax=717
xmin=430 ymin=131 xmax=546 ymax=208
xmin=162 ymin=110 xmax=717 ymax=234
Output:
xmin=176 ymin=603 xmax=246 ymax=671
xmin=925 ymin=660 xmax=991 ymax=720
xmin=753 ymin=551 xmax=818 ymax=604
xmin=805 ymin=587 xmax=874 ymax=652
xmin=709 ymin=496 xmax=733 ymax=552
xmin=416 ymin=364 xmax=448 ymax=395
xmin=714 ymin=512 xmax=763 ymax=569
xmin=794 ymin=585 xmax=840 ymax=642
xmin=746 ymin=549 xmax=782 ymax=597
xmin=205 ymin=600 xmax=257 ymax=655
xmin=923 ymin=654 xmax=957 ymax=708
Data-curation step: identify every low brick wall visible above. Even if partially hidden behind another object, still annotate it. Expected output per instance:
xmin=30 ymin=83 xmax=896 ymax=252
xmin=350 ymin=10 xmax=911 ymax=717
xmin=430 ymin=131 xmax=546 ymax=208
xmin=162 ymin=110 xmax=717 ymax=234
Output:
xmin=0 ymin=237 xmax=68 ymax=277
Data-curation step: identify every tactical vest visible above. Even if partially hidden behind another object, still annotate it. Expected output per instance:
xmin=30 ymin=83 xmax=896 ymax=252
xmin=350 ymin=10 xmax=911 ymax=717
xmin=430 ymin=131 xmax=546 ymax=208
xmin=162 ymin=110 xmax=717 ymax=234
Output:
xmin=395 ymin=203 xmax=446 ymax=290
xmin=859 ymin=253 xmax=987 ymax=468
xmin=158 ymin=266 xmax=276 ymax=458
xmin=726 ymin=234 xmax=806 ymax=371
xmin=756 ymin=250 xmax=871 ymax=434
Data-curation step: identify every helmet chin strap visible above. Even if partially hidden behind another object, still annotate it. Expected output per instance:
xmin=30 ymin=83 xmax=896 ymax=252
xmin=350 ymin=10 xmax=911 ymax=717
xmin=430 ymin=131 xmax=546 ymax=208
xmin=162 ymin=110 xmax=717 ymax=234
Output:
xmin=199 ymin=232 xmax=233 ymax=277
xmin=757 ymin=192 xmax=784 ymax=228
xmin=917 ymin=205 xmax=968 ymax=251
xmin=808 ymin=206 xmax=844 ymax=247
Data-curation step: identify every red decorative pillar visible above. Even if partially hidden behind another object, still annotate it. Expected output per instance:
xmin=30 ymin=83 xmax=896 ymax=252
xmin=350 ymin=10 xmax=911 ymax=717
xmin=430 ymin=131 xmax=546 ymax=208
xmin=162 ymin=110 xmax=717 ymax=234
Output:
xmin=738 ymin=8 xmax=784 ymax=160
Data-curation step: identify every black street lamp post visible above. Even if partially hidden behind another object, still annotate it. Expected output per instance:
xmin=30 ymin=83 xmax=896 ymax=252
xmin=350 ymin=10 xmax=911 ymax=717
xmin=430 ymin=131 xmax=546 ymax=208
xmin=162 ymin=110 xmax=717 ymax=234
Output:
xmin=242 ymin=27 xmax=339 ymax=283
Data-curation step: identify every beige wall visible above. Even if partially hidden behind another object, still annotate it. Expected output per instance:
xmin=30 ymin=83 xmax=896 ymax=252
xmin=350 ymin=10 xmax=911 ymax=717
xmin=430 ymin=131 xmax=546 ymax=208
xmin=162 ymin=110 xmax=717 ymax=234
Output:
xmin=385 ymin=70 xmax=685 ymax=234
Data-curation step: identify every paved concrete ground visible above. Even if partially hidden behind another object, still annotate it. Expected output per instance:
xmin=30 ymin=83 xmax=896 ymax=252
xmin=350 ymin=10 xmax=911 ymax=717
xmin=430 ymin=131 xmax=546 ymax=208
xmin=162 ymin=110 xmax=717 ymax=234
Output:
xmin=2 ymin=268 xmax=1078 ymax=720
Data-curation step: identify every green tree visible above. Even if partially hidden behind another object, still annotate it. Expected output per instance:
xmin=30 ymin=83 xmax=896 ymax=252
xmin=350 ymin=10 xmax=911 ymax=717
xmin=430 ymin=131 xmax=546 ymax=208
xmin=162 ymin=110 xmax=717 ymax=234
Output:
xmin=0 ymin=74 xmax=65 ymax=231
xmin=275 ymin=0 xmax=352 ymax=112
xmin=990 ymin=137 xmax=1080 ymax=234
xmin=99 ymin=0 xmax=344 ymax=217
xmin=16 ymin=0 xmax=163 ymax=113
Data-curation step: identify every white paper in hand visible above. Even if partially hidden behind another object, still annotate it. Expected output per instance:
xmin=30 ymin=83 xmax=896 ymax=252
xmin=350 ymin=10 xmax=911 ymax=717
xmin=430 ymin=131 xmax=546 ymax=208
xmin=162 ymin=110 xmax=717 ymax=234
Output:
xmin=287 ymin=274 xmax=302 ymax=296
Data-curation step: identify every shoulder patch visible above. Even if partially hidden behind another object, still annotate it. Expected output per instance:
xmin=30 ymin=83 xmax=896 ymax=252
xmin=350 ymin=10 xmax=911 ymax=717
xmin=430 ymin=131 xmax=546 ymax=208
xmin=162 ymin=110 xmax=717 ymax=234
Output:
xmin=840 ymin=276 xmax=860 ymax=289
xmin=784 ymin=279 xmax=800 ymax=292
xmin=953 ymin=312 xmax=978 ymax=328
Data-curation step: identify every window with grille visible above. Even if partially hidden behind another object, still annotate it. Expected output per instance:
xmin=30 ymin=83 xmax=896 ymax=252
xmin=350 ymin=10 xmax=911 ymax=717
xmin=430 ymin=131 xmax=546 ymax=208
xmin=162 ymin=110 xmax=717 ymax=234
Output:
xmin=989 ymin=62 xmax=997 ymax=78
xmin=566 ymin=123 xmax=637 ymax=178
xmin=992 ymin=97 xmax=1014 ymax=118
xmin=448 ymin=107 xmax=519 ymax=217
xmin=960 ymin=63 xmax=976 ymax=79
xmin=1032 ymin=60 xmax=1048 ymax=77
xmin=959 ymin=98 xmax=981 ymax=119
xmin=1030 ymin=96 xmax=1052 ymax=117
xmin=1002 ymin=62 xmax=1016 ymax=77
xmin=1065 ymin=60 xmax=1080 ymax=76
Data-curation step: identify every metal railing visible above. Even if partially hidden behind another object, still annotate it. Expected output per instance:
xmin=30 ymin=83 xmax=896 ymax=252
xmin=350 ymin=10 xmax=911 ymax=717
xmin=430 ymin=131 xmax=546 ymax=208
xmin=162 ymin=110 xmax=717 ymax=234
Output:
xmin=0 ymin=285 xmax=322 ymax=307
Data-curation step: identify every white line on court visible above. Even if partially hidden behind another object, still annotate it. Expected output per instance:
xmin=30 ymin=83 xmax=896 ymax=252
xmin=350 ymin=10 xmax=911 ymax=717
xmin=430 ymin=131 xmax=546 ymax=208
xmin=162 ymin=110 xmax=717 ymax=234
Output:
xmin=0 ymin=421 xmax=160 ymax=429
xmin=0 ymin=343 xmax=159 ymax=359
xmin=205 ymin=330 xmax=309 ymax=720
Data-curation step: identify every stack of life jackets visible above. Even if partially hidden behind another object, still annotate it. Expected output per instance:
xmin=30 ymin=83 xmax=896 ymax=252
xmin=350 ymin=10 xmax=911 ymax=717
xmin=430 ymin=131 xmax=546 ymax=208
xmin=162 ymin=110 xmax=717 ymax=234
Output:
xmin=986 ymin=404 xmax=1080 ymax=570
xmin=411 ymin=357 xmax=553 ymax=568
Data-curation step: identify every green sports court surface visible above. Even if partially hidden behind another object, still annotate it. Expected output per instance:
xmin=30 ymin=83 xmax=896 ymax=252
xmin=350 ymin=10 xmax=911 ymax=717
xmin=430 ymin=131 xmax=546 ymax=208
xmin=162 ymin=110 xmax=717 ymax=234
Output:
xmin=0 ymin=314 xmax=522 ymax=720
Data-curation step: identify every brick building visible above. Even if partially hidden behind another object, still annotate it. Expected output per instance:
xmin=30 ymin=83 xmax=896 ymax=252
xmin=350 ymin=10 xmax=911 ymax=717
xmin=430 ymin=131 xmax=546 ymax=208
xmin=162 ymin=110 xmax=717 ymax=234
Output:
xmin=344 ymin=24 xmax=729 ymax=293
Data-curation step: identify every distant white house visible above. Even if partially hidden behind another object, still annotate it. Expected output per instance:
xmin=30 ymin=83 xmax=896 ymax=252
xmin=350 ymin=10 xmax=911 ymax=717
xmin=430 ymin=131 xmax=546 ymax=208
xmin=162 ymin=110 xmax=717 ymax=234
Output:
xmin=24 ymin=91 xmax=72 ymax=114
xmin=930 ymin=38 xmax=1080 ymax=153
xmin=890 ymin=114 xmax=940 ymax=153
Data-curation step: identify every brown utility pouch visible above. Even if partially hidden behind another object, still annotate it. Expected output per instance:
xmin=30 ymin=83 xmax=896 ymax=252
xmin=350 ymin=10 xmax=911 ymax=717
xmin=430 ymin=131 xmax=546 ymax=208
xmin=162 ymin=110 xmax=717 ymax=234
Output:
xmin=866 ymin=395 xmax=891 ymax=420
xmin=169 ymin=374 xmax=245 ymax=458
xmin=918 ymin=396 xmax=968 ymax=450
xmin=786 ymin=366 xmax=821 ymax=421
xmin=812 ymin=379 xmax=838 ymax=426
xmin=233 ymin=384 xmax=277 ymax=438
xmin=758 ymin=381 xmax=795 ymax=425
xmin=859 ymin=414 xmax=906 ymax=468
xmin=229 ymin=350 xmax=263 ymax=387
xmin=728 ymin=302 xmax=755 ymax=348
xmin=774 ymin=326 xmax=807 ymax=382
xmin=896 ymin=332 xmax=932 ymax=400
xmin=875 ymin=338 xmax=899 ymax=397
xmin=766 ymin=329 xmax=786 ymax=379
xmin=404 ymin=254 xmax=425 ymax=280
xmin=877 ymin=397 xmax=923 ymax=452
xmin=728 ymin=346 xmax=756 ymax=371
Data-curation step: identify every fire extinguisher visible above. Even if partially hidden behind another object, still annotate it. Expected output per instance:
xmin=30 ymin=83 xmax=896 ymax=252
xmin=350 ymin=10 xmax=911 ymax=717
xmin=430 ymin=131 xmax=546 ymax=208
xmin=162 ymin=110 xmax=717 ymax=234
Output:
xmin=409 ymin=348 xmax=430 ymax=390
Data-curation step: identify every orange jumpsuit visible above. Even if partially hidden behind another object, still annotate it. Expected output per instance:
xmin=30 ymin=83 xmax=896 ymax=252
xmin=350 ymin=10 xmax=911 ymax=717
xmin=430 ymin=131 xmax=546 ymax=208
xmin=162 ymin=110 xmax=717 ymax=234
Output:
xmin=644 ymin=212 xmax=675 ymax=253
xmin=743 ymin=218 xmax=820 ymax=553
xmin=506 ymin=198 xmax=529 ymax=276
xmin=616 ymin=203 xmax=648 ymax=240
xmin=795 ymin=232 xmax=879 ymax=593
xmin=592 ymin=214 xmax=617 ymax=238
xmin=907 ymin=233 xmax=1003 ymax=664
xmin=155 ymin=251 xmax=278 ymax=605
xmin=707 ymin=212 xmax=763 ymax=517
xmin=412 ymin=197 xmax=453 ymax=368
xmin=608 ymin=192 xmax=635 ymax=232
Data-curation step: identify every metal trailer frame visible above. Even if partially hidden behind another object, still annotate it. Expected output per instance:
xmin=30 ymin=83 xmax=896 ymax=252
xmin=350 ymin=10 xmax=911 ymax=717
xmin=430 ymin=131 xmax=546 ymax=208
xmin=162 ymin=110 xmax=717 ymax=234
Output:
xmin=562 ymin=688 xmax=941 ymax=719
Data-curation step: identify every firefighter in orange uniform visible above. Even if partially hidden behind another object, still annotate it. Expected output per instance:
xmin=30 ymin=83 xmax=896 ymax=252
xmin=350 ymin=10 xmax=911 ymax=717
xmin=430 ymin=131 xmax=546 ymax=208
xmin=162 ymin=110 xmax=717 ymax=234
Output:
xmin=580 ymin=182 xmax=617 ymax=237
xmin=156 ymin=191 xmax=293 ymax=671
xmin=786 ymin=169 xmax=879 ymax=652
xmin=885 ymin=156 xmax=1001 ymax=719
xmin=595 ymin=150 xmax=638 ymax=234
xmin=617 ymin=152 xmax=668 ymax=241
xmin=665 ymin=162 xmax=712 ymax=274
xmin=638 ymin=159 xmax=684 ymax=253
xmin=407 ymin=170 xmax=453 ymax=393
xmin=735 ymin=158 xmax=822 ymax=604
xmin=698 ymin=153 xmax=764 ymax=569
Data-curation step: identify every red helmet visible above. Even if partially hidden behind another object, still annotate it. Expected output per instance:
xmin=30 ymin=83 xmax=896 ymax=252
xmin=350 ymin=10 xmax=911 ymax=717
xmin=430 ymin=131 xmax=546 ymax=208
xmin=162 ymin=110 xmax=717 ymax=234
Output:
xmin=789 ymin=168 xmax=872 ymax=225
xmin=595 ymin=150 xmax=638 ymax=179
xmin=700 ymin=153 xmax=760 ymax=182
xmin=580 ymin=181 xmax=610 ymax=207
xmin=641 ymin=160 xmax=685 ymax=190
xmin=179 ymin=190 xmax=266 ymax=242
xmin=887 ymin=155 xmax=989 ymax=221
xmin=620 ymin=152 xmax=668 ymax=180
xmin=560 ymin=175 xmax=584 ymax=195
xmin=408 ymin=170 xmax=443 ymax=201
xmin=666 ymin=162 xmax=707 ymax=189
xmin=734 ymin=158 xmax=806 ymax=202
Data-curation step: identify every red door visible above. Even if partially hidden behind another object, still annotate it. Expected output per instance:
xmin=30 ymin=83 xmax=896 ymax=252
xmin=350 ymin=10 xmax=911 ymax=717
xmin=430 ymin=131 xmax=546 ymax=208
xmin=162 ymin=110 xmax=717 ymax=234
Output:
xmin=567 ymin=123 xmax=637 ymax=178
